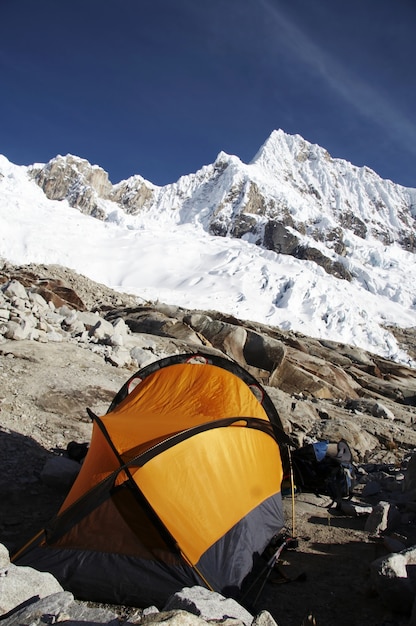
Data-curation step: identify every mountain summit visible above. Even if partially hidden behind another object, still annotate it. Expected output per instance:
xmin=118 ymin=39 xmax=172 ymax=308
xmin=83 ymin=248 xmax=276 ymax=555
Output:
xmin=29 ymin=129 xmax=416 ymax=257
xmin=0 ymin=130 xmax=415 ymax=365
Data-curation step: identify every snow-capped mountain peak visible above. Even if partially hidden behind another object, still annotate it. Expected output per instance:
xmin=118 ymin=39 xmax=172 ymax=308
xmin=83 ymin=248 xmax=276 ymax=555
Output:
xmin=0 ymin=129 xmax=415 ymax=366
xmin=250 ymin=128 xmax=325 ymax=169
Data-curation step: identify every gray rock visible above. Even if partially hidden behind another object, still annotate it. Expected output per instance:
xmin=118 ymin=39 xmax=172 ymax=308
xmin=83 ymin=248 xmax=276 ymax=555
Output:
xmin=372 ymin=402 xmax=395 ymax=420
xmin=163 ymin=586 xmax=253 ymax=626
xmin=77 ymin=310 xmax=102 ymax=328
xmin=184 ymin=316 xmax=248 ymax=366
xmin=35 ymin=319 xmax=49 ymax=332
xmin=65 ymin=318 xmax=86 ymax=335
xmin=1 ymin=592 xmax=74 ymax=626
xmin=57 ymin=304 xmax=76 ymax=317
xmin=365 ymin=501 xmax=401 ymax=536
xmin=109 ymin=332 xmax=125 ymax=347
xmin=106 ymin=346 xmax=131 ymax=367
xmin=108 ymin=318 xmax=130 ymax=347
xmin=371 ymin=546 xmax=416 ymax=613
xmin=126 ymin=333 xmax=158 ymax=351
xmin=5 ymin=320 xmax=31 ymax=341
xmin=143 ymin=606 xmax=160 ymax=616
xmin=60 ymin=598 xmax=120 ymax=624
xmin=28 ymin=291 xmax=49 ymax=310
xmin=34 ymin=329 xmax=49 ymax=343
xmin=43 ymin=310 xmax=66 ymax=325
xmin=62 ymin=309 xmax=80 ymax=325
xmin=112 ymin=317 xmax=130 ymax=336
xmin=89 ymin=318 xmax=115 ymax=341
xmin=46 ymin=329 xmax=64 ymax=342
xmin=0 ymin=545 xmax=63 ymax=616
xmin=130 ymin=346 xmax=158 ymax=368
xmin=1 ymin=589 xmax=120 ymax=626
xmin=142 ymin=609 xmax=214 ymax=626
xmin=251 ymin=611 xmax=279 ymax=626
xmin=2 ymin=280 xmax=28 ymax=300
xmin=10 ymin=297 xmax=28 ymax=311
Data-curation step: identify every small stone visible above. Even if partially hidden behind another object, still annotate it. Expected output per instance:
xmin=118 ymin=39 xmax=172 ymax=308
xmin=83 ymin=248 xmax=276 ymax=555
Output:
xmin=252 ymin=611 xmax=279 ymax=626
xmin=371 ymin=546 xmax=416 ymax=613
xmin=365 ymin=501 xmax=401 ymax=537
xmin=2 ymin=280 xmax=28 ymax=300
xmin=105 ymin=346 xmax=131 ymax=367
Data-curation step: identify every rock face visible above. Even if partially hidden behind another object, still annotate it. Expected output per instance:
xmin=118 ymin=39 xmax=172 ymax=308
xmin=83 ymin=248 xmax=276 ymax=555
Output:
xmin=29 ymin=154 xmax=113 ymax=219
xmin=110 ymin=174 xmax=156 ymax=214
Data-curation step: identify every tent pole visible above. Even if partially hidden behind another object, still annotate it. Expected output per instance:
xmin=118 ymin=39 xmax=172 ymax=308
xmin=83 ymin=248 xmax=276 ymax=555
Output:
xmin=179 ymin=549 xmax=215 ymax=592
xmin=240 ymin=536 xmax=293 ymax=607
xmin=288 ymin=449 xmax=296 ymax=537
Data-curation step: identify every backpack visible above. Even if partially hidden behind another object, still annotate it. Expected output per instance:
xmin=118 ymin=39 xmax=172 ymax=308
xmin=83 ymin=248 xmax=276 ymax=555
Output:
xmin=291 ymin=440 xmax=356 ymax=505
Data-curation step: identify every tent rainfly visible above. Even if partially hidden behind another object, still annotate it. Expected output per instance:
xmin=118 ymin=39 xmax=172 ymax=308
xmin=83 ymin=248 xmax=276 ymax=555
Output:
xmin=13 ymin=352 xmax=290 ymax=607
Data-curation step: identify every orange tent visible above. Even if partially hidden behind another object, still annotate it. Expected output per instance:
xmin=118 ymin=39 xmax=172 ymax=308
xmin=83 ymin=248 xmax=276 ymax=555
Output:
xmin=14 ymin=352 xmax=290 ymax=607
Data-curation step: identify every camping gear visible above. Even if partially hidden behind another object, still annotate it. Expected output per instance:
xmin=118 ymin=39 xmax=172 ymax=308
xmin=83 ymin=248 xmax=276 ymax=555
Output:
xmin=291 ymin=439 xmax=356 ymax=505
xmin=13 ymin=352 xmax=291 ymax=607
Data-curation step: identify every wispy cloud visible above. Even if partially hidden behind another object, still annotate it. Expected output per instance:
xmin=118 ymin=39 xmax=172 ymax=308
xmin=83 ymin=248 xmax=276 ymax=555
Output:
xmin=259 ymin=0 xmax=416 ymax=157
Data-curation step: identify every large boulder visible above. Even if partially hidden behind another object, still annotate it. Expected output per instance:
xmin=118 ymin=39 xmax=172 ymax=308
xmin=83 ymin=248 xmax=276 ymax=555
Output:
xmin=0 ymin=544 xmax=63 ymax=616
xmin=0 ymin=591 xmax=121 ymax=626
xmin=163 ymin=586 xmax=254 ymax=626
xmin=270 ymin=349 xmax=361 ymax=399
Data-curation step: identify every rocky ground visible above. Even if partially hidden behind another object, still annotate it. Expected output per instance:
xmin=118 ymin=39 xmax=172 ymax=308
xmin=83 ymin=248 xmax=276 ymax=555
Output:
xmin=1 ymin=260 xmax=416 ymax=626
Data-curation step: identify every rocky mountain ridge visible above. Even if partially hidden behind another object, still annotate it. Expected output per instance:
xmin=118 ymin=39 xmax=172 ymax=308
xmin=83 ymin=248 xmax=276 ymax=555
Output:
xmin=28 ymin=129 xmax=416 ymax=284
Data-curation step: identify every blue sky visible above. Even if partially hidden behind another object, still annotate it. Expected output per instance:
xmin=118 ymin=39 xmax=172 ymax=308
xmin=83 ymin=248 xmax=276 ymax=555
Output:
xmin=1 ymin=0 xmax=415 ymax=187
